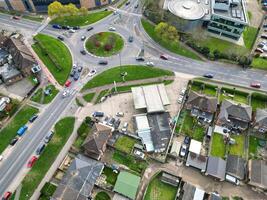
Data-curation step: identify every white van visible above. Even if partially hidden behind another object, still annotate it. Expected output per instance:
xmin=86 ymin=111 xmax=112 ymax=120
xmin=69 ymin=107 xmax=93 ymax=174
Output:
xmin=225 ymin=174 xmax=240 ymax=185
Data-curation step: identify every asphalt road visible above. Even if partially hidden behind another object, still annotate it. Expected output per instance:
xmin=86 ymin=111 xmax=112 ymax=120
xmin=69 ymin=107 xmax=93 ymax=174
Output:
xmin=0 ymin=0 xmax=267 ymax=196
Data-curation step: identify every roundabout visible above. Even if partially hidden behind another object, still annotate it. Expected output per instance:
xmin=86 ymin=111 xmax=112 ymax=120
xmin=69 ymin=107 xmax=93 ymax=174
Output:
xmin=85 ymin=32 xmax=124 ymax=57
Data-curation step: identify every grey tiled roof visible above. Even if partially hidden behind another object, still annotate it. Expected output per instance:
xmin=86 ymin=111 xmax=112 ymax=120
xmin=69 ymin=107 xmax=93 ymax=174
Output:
xmin=226 ymin=155 xmax=246 ymax=180
xmin=206 ymin=156 xmax=226 ymax=180
xmin=249 ymin=159 xmax=267 ymax=189
xmin=255 ymin=109 xmax=267 ymax=127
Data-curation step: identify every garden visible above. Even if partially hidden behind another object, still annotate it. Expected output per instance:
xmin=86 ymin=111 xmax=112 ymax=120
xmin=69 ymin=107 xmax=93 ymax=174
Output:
xmin=102 ymin=166 xmax=118 ymax=186
xmin=249 ymin=135 xmax=266 ymax=159
xmin=210 ymin=133 xmax=226 ymax=158
xmin=251 ymin=92 xmax=267 ymax=111
xmin=31 ymin=84 xmax=59 ymax=104
xmin=144 ymin=172 xmax=178 ymax=200
xmin=219 ymin=87 xmax=249 ymax=104
xmin=85 ymin=32 xmax=124 ymax=57
xmin=190 ymin=80 xmax=218 ymax=96
xmin=114 ymin=135 xmax=138 ymax=154
xmin=95 ymin=191 xmax=111 ymax=200
xmin=229 ymin=135 xmax=245 ymax=157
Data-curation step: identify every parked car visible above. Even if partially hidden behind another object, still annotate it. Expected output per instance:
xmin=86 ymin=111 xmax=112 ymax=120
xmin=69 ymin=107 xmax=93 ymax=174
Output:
xmin=225 ymin=174 xmax=240 ymax=185
xmin=88 ymin=69 xmax=97 ymax=76
xmin=133 ymin=149 xmax=145 ymax=159
xmin=250 ymin=82 xmax=261 ymax=88
xmin=80 ymin=50 xmax=86 ymax=55
xmin=78 ymin=66 xmax=83 ymax=72
xmin=261 ymin=34 xmax=267 ymax=39
xmin=62 ymin=25 xmax=70 ymax=30
xmin=57 ymin=35 xmax=64 ymax=41
xmin=52 ymin=24 xmax=61 ymax=29
xmin=126 ymin=1 xmax=130 ymax=5
xmin=136 ymin=57 xmax=145 ymax=61
xmin=12 ymin=15 xmax=20 ymax=20
xmin=108 ymin=118 xmax=116 ymax=127
xmin=69 ymin=29 xmax=76 ymax=33
xmin=160 ymin=54 xmax=168 ymax=60
xmin=177 ymin=96 xmax=183 ymax=104
xmin=184 ymin=136 xmax=190 ymax=145
xmin=98 ymin=60 xmax=108 ymax=65
xmin=29 ymin=114 xmax=38 ymax=123
xmin=114 ymin=119 xmax=121 ymax=129
xmin=87 ymin=27 xmax=94 ymax=31
xmin=17 ymin=125 xmax=28 ymax=136
xmin=179 ymin=144 xmax=187 ymax=157
xmin=70 ymin=69 xmax=76 ymax=77
xmin=263 ymin=24 xmax=267 ymax=28
xmin=146 ymin=61 xmax=154 ymax=67
xmin=73 ymin=26 xmax=80 ymax=30
xmin=255 ymin=48 xmax=264 ymax=53
xmin=2 ymin=192 xmax=12 ymax=200
xmin=62 ymin=89 xmax=70 ymax=98
xmin=180 ymin=88 xmax=186 ymax=96
xmin=121 ymin=122 xmax=128 ymax=132
xmin=203 ymin=73 xmax=214 ymax=78
xmin=116 ymin=112 xmax=124 ymax=117
xmin=92 ymin=111 xmax=104 ymax=118
xmin=128 ymin=36 xmax=134 ymax=42
xmin=65 ymin=80 xmax=72 ymax=87
xmin=103 ymin=116 xmax=109 ymax=124
xmin=36 ymin=143 xmax=46 ymax=155
xmin=27 ymin=156 xmax=38 ymax=168
xmin=134 ymin=4 xmax=139 ymax=8
xmin=10 ymin=137 xmax=19 ymax=146
xmin=73 ymin=64 xmax=77 ymax=69
xmin=73 ymin=73 xmax=80 ymax=81
xmin=81 ymin=36 xmax=86 ymax=41
xmin=108 ymin=26 xmax=116 ymax=31
xmin=44 ymin=131 xmax=54 ymax=143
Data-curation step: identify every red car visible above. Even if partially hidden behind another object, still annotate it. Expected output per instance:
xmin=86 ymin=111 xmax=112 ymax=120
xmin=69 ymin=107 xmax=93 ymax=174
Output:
xmin=12 ymin=15 xmax=20 ymax=20
xmin=2 ymin=192 xmax=12 ymax=200
xmin=27 ymin=156 xmax=38 ymax=168
xmin=160 ymin=54 xmax=168 ymax=60
xmin=65 ymin=80 xmax=71 ymax=87
xmin=250 ymin=82 xmax=261 ymax=88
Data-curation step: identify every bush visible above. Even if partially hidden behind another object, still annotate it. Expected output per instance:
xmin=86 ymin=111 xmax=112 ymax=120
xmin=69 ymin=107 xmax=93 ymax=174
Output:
xmin=77 ymin=121 xmax=89 ymax=136
xmin=251 ymin=92 xmax=267 ymax=101
xmin=104 ymin=44 xmax=113 ymax=51
xmin=221 ymin=87 xmax=248 ymax=96
xmin=40 ymin=182 xmax=57 ymax=198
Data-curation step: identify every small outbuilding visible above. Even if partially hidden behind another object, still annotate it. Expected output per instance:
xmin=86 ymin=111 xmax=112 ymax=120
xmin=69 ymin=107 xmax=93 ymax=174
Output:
xmin=189 ymin=139 xmax=202 ymax=154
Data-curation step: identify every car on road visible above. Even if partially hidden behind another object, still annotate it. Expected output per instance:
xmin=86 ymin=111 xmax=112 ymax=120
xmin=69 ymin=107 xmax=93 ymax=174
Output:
xmin=69 ymin=29 xmax=76 ymax=33
xmin=92 ymin=111 xmax=104 ymax=118
xmin=80 ymin=50 xmax=86 ymax=55
xmin=44 ymin=131 xmax=54 ymax=143
xmin=73 ymin=73 xmax=80 ymax=81
xmin=2 ymin=191 xmax=12 ymax=200
xmin=78 ymin=66 xmax=83 ymax=72
xmin=128 ymin=36 xmax=134 ymax=42
xmin=29 ymin=114 xmax=38 ymax=123
xmin=81 ymin=36 xmax=86 ymax=41
xmin=65 ymin=80 xmax=72 ymax=87
xmin=108 ymin=26 xmax=116 ymax=31
xmin=62 ymin=25 xmax=70 ymax=30
xmin=10 ymin=137 xmax=19 ymax=146
xmin=57 ymin=35 xmax=64 ymax=41
xmin=145 ymin=61 xmax=154 ymax=67
xmin=52 ymin=24 xmax=61 ymax=29
xmin=126 ymin=1 xmax=130 ymax=5
xmin=27 ymin=156 xmax=38 ymax=168
xmin=72 ymin=64 xmax=77 ymax=69
xmin=98 ymin=60 xmax=108 ymax=65
xmin=12 ymin=15 xmax=20 ymax=20
xmin=62 ymin=89 xmax=70 ymax=98
xmin=70 ymin=69 xmax=76 ymax=77
xmin=17 ymin=125 xmax=28 ymax=136
xmin=73 ymin=26 xmax=80 ymax=30
xmin=36 ymin=143 xmax=45 ymax=155
xmin=203 ymin=73 xmax=214 ymax=78
xmin=250 ymin=82 xmax=261 ymax=88
xmin=177 ymin=96 xmax=183 ymax=104
xmin=160 ymin=54 xmax=168 ymax=60
xmin=116 ymin=112 xmax=124 ymax=117
xmin=136 ymin=57 xmax=145 ymax=61
xmin=87 ymin=27 xmax=94 ymax=31
xmin=180 ymin=144 xmax=187 ymax=157
xmin=135 ymin=4 xmax=139 ymax=8
xmin=184 ymin=136 xmax=191 ymax=145
xmin=88 ymin=69 xmax=97 ymax=76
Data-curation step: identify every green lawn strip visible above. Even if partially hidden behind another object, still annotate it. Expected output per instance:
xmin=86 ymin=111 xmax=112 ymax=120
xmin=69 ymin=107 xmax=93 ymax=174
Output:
xmin=95 ymin=191 xmax=111 ymax=200
xmin=50 ymin=11 xmax=112 ymax=26
xmin=229 ymin=135 xmax=245 ymax=157
xmin=40 ymin=182 xmax=57 ymax=199
xmin=102 ymin=166 xmax=118 ymax=186
xmin=83 ymin=65 xmax=174 ymax=90
xmin=144 ymin=173 xmax=177 ymax=200
xmin=210 ymin=133 xmax=226 ymax=158
xmin=75 ymin=98 xmax=84 ymax=107
xmin=96 ymin=90 xmax=110 ymax=103
xmin=249 ymin=136 xmax=261 ymax=157
xmin=251 ymin=92 xmax=267 ymax=111
xmin=141 ymin=19 xmax=201 ymax=60
xmin=73 ymin=118 xmax=91 ymax=149
xmin=0 ymin=106 xmax=39 ymax=154
xmin=220 ymin=87 xmax=248 ymax=104
xmin=114 ymin=136 xmax=137 ymax=154
xmin=85 ymin=32 xmax=124 ymax=57
xmin=32 ymin=34 xmax=72 ymax=85
xmin=22 ymin=15 xmax=44 ymax=22
xmin=43 ymin=85 xmax=59 ymax=104
xmin=31 ymin=88 xmax=43 ymax=103
xmin=83 ymin=93 xmax=95 ymax=102
xmin=112 ymin=151 xmax=148 ymax=174
xmin=191 ymin=80 xmax=217 ymax=96
xmin=252 ymin=57 xmax=267 ymax=70
xmin=243 ymin=26 xmax=258 ymax=49
xmin=20 ymin=117 xmax=75 ymax=200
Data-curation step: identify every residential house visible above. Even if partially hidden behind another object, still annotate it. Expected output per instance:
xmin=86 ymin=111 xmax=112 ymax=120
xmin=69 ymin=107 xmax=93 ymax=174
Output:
xmin=0 ymin=63 xmax=23 ymax=85
xmin=52 ymin=154 xmax=104 ymax=200
xmin=226 ymin=155 xmax=246 ymax=180
xmin=0 ymin=97 xmax=10 ymax=112
xmin=186 ymin=152 xmax=208 ymax=173
xmin=217 ymin=100 xmax=252 ymax=131
xmin=82 ymin=123 xmax=113 ymax=160
xmin=186 ymin=91 xmax=218 ymax=123
xmin=253 ymin=109 xmax=267 ymax=134
xmin=205 ymin=156 xmax=226 ymax=181
xmin=248 ymin=159 xmax=267 ymax=190
xmin=181 ymin=182 xmax=205 ymax=200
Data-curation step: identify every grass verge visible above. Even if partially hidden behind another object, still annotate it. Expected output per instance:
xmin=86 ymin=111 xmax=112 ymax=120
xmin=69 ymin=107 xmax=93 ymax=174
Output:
xmin=20 ymin=117 xmax=75 ymax=200
xmin=243 ymin=26 xmax=258 ymax=49
xmin=43 ymin=85 xmax=59 ymax=104
xmin=114 ymin=136 xmax=137 ymax=154
xmin=83 ymin=93 xmax=95 ymax=102
xmin=252 ymin=57 xmax=267 ymax=70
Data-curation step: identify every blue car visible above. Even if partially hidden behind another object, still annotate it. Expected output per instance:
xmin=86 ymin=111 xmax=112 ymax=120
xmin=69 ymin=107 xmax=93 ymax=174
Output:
xmin=17 ymin=125 xmax=28 ymax=136
xmin=52 ymin=24 xmax=62 ymax=29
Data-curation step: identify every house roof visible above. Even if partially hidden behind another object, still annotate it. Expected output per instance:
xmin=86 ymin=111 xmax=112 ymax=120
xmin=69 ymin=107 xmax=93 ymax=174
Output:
xmin=187 ymin=91 xmax=217 ymax=113
xmin=218 ymin=100 xmax=252 ymax=122
xmin=206 ymin=156 xmax=226 ymax=180
xmin=249 ymin=159 xmax=267 ymax=189
xmin=226 ymin=155 xmax=246 ymax=180
xmin=182 ymin=183 xmax=205 ymax=200
xmin=114 ymin=171 xmax=141 ymax=200
xmin=189 ymin=139 xmax=202 ymax=154
xmin=186 ymin=152 xmax=207 ymax=171
xmin=52 ymin=154 xmax=104 ymax=200
xmin=255 ymin=109 xmax=267 ymax=127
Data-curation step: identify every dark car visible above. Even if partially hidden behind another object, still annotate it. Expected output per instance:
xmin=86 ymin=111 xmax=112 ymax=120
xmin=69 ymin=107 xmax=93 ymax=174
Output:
xmin=203 ymin=73 xmax=214 ymax=78
xmin=70 ymin=69 xmax=76 ymax=77
xmin=136 ymin=57 xmax=145 ymax=61
xmin=73 ymin=73 xmax=80 ymax=81
xmin=135 ymin=4 xmax=139 ymax=8
xmin=263 ymin=24 xmax=267 ymax=28
xmin=78 ymin=66 xmax=83 ymax=72
xmin=126 ymin=1 xmax=130 ymax=5
xmin=80 ymin=50 xmax=86 ymax=55
xmin=92 ymin=111 xmax=104 ymax=118
xmin=36 ymin=143 xmax=46 ymax=155
xmin=62 ymin=25 xmax=70 ymax=30
xmin=10 ymin=137 xmax=19 ymax=146
xmin=12 ymin=15 xmax=20 ymax=20
xmin=108 ymin=118 xmax=116 ymax=127
xmin=87 ymin=27 xmax=94 ymax=31
xmin=29 ymin=114 xmax=38 ymax=123
xmin=114 ymin=119 xmax=121 ymax=129
xmin=73 ymin=26 xmax=80 ymax=30
xmin=160 ymin=54 xmax=168 ymax=60
xmin=57 ymin=36 xmax=64 ymax=41
xmin=128 ymin=36 xmax=134 ymax=42
xmin=250 ymin=82 xmax=261 ymax=88
xmin=98 ymin=60 xmax=108 ymax=65
xmin=52 ymin=24 xmax=61 ymax=29
xmin=184 ymin=136 xmax=190 ymax=145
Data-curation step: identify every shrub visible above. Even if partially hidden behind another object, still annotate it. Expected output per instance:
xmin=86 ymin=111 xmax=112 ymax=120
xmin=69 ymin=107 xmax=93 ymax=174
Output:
xmin=104 ymin=44 xmax=113 ymax=51
xmin=95 ymin=41 xmax=100 ymax=47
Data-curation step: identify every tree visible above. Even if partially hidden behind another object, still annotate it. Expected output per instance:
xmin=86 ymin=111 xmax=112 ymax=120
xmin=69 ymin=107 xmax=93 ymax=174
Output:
xmin=167 ymin=25 xmax=179 ymax=42
xmin=155 ymin=22 xmax=179 ymax=42
xmin=154 ymin=22 xmax=168 ymax=39
xmin=64 ymin=3 xmax=79 ymax=16
xmin=213 ymin=49 xmax=220 ymax=60
xmin=48 ymin=1 xmax=63 ymax=17
xmin=238 ymin=56 xmax=252 ymax=68
xmin=79 ymin=7 xmax=88 ymax=15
